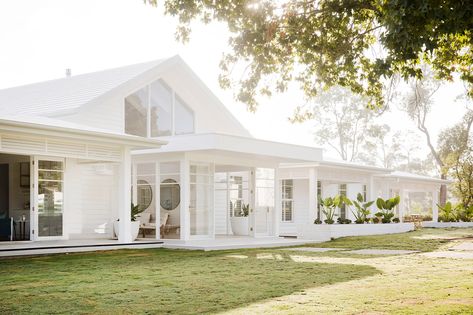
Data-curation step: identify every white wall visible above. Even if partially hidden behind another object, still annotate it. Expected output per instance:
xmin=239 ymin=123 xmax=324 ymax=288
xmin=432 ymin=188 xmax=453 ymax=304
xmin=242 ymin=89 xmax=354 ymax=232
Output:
xmin=214 ymin=188 xmax=228 ymax=235
xmin=66 ymin=160 xmax=118 ymax=239
xmin=280 ymin=179 xmax=310 ymax=236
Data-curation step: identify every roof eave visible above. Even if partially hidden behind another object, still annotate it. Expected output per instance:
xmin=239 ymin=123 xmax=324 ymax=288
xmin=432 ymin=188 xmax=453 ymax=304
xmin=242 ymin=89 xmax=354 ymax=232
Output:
xmin=0 ymin=118 xmax=167 ymax=149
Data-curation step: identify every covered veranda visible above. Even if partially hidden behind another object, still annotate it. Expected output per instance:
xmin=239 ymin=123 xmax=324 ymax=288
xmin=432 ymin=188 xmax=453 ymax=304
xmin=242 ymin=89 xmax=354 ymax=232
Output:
xmin=0 ymin=116 xmax=165 ymax=248
xmin=132 ymin=133 xmax=323 ymax=243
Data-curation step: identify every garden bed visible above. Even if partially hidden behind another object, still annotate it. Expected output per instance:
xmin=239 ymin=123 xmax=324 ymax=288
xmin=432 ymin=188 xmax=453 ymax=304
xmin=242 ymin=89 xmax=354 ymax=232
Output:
xmin=298 ymin=223 xmax=415 ymax=241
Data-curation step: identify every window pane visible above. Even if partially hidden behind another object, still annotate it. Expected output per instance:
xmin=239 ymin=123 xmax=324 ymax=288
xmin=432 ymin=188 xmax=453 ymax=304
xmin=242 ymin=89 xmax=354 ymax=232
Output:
xmin=125 ymin=86 xmax=148 ymax=137
xmin=175 ymin=94 xmax=194 ymax=135
xmin=150 ymin=79 xmax=172 ymax=137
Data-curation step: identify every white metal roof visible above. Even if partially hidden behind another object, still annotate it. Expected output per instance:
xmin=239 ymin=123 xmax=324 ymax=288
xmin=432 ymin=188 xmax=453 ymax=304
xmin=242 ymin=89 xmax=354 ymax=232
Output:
xmin=280 ymin=159 xmax=392 ymax=174
xmin=0 ymin=59 xmax=165 ymax=116
xmin=378 ymin=171 xmax=452 ymax=184
xmin=133 ymin=133 xmax=323 ymax=163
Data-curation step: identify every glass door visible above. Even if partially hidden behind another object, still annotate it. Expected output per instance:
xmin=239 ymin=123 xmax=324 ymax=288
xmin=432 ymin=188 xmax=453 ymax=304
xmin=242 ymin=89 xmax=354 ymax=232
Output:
xmin=34 ymin=158 xmax=64 ymax=239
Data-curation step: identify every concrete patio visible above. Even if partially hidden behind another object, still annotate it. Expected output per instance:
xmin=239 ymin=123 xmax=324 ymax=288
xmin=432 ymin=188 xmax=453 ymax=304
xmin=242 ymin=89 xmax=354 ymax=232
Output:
xmin=0 ymin=239 xmax=164 ymax=258
xmin=162 ymin=236 xmax=321 ymax=251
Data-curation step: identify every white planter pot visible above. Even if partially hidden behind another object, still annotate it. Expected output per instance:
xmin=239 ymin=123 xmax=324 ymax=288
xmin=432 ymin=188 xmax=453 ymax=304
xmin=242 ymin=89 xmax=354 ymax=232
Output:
xmin=113 ymin=221 xmax=141 ymax=241
xmin=231 ymin=217 xmax=249 ymax=236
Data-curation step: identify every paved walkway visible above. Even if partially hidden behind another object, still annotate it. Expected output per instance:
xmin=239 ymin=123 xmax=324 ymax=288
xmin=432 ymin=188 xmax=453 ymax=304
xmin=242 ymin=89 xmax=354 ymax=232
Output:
xmin=347 ymin=249 xmax=419 ymax=255
xmin=449 ymin=241 xmax=473 ymax=251
xmin=421 ymin=241 xmax=473 ymax=259
xmin=280 ymin=247 xmax=346 ymax=252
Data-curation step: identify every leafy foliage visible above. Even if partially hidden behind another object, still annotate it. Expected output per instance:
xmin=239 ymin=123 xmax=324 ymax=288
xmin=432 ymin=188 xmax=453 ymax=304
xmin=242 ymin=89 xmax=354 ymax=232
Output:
xmin=375 ymin=196 xmax=400 ymax=223
xmin=145 ymin=0 xmax=473 ymax=110
xmin=438 ymin=110 xmax=473 ymax=209
xmin=320 ymin=195 xmax=348 ymax=224
xmin=131 ymin=203 xmax=145 ymax=222
xmin=351 ymin=193 xmax=373 ymax=224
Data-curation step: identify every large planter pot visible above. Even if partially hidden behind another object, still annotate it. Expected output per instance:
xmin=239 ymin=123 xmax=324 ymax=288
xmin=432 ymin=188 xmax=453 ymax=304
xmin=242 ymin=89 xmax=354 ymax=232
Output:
xmin=113 ymin=221 xmax=141 ymax=241
xmin=231 ymin=217 xmax=249 ymax=236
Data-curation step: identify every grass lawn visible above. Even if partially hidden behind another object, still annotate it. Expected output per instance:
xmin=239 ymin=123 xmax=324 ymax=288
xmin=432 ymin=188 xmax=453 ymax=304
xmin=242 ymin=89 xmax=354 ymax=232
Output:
xmin=1 ymin=228 xmax=472 ymax=314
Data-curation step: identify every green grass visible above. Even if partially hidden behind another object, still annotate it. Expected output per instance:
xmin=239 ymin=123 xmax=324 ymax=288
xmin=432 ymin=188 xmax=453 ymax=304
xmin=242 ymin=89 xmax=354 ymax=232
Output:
xmin=307 ymin=227 xmax=473 ymax=252
xmin=1 ymin=228 xmax=472 ymax=314
xmin=0 ymin=248 xmax=376 ymax=314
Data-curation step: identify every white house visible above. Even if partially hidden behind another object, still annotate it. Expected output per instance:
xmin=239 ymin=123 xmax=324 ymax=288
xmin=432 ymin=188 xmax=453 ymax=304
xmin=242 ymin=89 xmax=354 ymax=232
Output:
xmin=0 ymin=55 xmax=448 ymax=246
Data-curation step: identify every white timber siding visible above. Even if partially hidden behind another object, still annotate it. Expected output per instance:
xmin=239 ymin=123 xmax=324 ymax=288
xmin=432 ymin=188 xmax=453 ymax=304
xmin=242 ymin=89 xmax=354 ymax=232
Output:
xmin=66 ymin=160 xmax=119 ymax=239
xmin=279 ymin=179 xmax=310 ymax=236
xmin=214 ymin=188 xmax=228 ymax=235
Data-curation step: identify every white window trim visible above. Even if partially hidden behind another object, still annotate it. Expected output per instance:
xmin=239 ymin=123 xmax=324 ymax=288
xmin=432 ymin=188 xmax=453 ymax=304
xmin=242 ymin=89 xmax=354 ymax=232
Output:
xmin=281 ymin=179 xmax=293 ymax=222
xmin=124 ymin=79 xmax=195 ymax=138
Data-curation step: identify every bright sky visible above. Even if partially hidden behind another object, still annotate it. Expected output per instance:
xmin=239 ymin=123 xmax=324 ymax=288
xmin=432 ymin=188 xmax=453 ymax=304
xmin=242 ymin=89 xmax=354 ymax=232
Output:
xmin=0 ymin=0 xmax=470 ymax=160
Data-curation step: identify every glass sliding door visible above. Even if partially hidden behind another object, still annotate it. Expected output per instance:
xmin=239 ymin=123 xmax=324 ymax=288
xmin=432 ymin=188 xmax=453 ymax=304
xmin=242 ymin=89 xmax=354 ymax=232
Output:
xmin=189 ymin=163 xmax=213 ymax=238
xmin=37 ymin=159 xmax=64 ymax=238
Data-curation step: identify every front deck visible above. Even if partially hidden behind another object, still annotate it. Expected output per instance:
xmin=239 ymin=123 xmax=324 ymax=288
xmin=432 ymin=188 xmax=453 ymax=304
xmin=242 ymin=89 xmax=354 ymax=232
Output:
xmin=0 ymin=236 xmax=320 ymax=257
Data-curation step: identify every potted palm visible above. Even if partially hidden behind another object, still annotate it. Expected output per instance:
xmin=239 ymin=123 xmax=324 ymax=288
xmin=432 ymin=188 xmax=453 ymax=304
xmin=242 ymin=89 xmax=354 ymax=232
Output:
xmin=114 ymin=203 xmax=145 ymax=241
xmin=230 ymin=203 xmax=250 ymax=235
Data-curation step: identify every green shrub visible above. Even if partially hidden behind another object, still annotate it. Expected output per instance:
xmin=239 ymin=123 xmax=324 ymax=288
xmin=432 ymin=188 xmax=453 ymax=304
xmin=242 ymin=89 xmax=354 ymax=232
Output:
xmin=392 ymin=217 xmax=400 ymax=223
xmin=314 ymin=218 xmax=322 ymax=224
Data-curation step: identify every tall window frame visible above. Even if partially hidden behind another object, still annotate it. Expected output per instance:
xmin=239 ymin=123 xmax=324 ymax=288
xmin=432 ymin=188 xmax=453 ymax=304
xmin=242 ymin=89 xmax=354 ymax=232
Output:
xmin=124 ymin=79 xmax=195 ymax=138
xmin=339 ymin=184 xmax=347 ymax=220
xmin=281 ymin=179 xmax=294 ymax=222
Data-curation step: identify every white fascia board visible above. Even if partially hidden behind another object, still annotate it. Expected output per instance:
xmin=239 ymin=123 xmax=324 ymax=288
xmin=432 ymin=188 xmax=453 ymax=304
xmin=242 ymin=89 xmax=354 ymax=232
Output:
xmin=376 ymin=173 xmax=452 ymax=185
xmin=0 ymin=118 xmax=166 ymax=149
xmin=281 ymin=161 xmax=392 ymax=174
xmin=133 ymin=133 xmax=322 ymax=162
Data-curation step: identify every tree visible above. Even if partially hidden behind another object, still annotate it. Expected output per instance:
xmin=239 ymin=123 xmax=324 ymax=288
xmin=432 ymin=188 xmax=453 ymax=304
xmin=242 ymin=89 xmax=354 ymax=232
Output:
xmin=402 ymin=70 xmax=448 ymax=205
xmin=145 ymin=0 xmax=473 ymax=110
xmin=362 ymin=125 xmax=401 ymax=169
xmin=438 ymin=110 xmax=473 ymax=209
xmin=293 ymin=86 xmax=379 ymax=162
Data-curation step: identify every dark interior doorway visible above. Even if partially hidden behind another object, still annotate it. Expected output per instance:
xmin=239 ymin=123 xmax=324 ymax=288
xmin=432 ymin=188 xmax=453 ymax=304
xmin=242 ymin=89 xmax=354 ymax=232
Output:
xmin=0 ymin=164 xmax=9 ymax=219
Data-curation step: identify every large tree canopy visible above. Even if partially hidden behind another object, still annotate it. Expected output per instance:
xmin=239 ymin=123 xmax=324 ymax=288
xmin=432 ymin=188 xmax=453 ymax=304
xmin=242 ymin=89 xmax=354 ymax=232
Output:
xmin=146 ymin=0 xmax=473 ymax=110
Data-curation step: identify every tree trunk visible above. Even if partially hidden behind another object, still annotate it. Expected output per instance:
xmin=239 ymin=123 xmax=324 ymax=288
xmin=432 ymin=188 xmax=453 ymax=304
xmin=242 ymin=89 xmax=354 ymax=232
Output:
xmin=440 ymin=174 xmax=447 ymax=206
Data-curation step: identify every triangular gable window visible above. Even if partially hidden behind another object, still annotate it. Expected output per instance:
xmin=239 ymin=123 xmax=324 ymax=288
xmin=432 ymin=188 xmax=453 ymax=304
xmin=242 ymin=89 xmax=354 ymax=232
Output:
xmin=124 ymin=79 xmax=194 ymax=137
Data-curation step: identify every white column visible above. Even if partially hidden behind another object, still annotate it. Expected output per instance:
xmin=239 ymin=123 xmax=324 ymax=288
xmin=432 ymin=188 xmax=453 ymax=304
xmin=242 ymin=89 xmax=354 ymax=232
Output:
xmin=308 ymin=168 xmax=317 ymax=223
xmin=399 ymin=188 xmax=406 ymax=223
xmin=368 ymin=175 xmax=376 ymax=214
xmin=432 ymin=188 xmax=439 ymax=222
xmin=118 ymin=146 xmax=132 ymax=243
xmin=249 ymin=168 xmax=256 ymax=237
xmin=210 ymin=163 xmax=216 ymax=239
xmin=180 ymin=159 xmax=190 ymax=240
xmin=155 ymin=162 xmax=160 ymax=240
xmin=273 ymin=168 xmax=281 ymax=237
xmin=132 ymin=163 xmax=138 ymax=205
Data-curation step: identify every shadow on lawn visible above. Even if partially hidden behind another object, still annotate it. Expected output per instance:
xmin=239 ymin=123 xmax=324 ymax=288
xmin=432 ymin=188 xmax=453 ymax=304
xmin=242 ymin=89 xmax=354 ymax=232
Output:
xmin=0 ymin=248 xmax=379 ymax=314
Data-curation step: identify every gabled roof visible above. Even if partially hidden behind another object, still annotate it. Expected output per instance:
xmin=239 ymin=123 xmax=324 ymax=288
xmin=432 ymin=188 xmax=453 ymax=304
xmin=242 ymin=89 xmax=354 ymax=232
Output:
xmin=0 ymin=59 xmax=165 ymax=116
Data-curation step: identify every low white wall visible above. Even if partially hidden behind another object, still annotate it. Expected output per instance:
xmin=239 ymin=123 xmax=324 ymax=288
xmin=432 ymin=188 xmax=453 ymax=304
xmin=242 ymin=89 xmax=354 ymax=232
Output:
xmin=423 ymin=222 xmax=473 ymax=228
xmin=298 ymin=223 xmax=415 ymax=242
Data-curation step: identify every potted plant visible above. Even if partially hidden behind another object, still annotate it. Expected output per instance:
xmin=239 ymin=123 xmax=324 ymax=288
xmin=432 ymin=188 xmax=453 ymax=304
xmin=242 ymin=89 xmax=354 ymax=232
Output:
xmin=320 ymin=195 xmax=347 ymax=224
xmin=114 ymin=203 xmax=145 ymax=241
xmin=230 ymin=202 xmax=250 ymax=235
xmin=376 ymin=196 xmax=400 ymax=223
xmin=351 ymin=193 xmax=373 ymax=224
